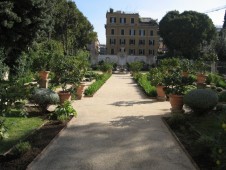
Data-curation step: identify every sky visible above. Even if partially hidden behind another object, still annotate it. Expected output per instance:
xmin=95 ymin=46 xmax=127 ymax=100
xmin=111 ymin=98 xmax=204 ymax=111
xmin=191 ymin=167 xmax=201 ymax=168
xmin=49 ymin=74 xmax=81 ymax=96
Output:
xmin=74 ymin=0 xmax=226 ymax=44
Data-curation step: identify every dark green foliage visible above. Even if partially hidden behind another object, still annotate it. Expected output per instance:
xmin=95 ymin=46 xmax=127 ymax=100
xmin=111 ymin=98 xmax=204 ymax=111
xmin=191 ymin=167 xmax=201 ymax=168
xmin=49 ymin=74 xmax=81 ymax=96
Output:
xmin=30 ymin=88 xmax=59 ymax=113
xmin=0 ymin=0 xmax=55 ymax=70
xmin=31 ymin=40 xmax=64 ymax=71
xmin=84 ymin=74 xmax=111 ymax=96
xmin=99 ymin=62 xmax=113 ymax=72
xmin=149 ymin=67 xmax=165 ymax=86
xmin=166 ymin=114 xmax=187 ymax=129
xmin=53 ymin=0 xmax=96 ymax=55
xmin=129 ymin=61 xmax=143 ymax=73
xmin=159 ymin=10 xmax=216 ymax=59
xmin=215 ymin=29 xmax=226 ymax=61
xmin=50 ymin=101 xmax=76 ymax=121
xmin=192 ymin=135 xmax=214 ymax=158
xmin=219 ymin=91 xmax=226 ymax=103
xmin=206 ymin=73 xmax=226 ymax=88
xmin=163 ymin=68 xmax=194 ymax=95
xmin=223 ymin=11 xmax=226 ymax=29
xmin=12 ymin=141 xmax=31 ymax=156
xmin=135 ymin=73 xmax=157 ymax=97
xmin=184 ymin=89 xmax=218 ymax=114
xmin=50 ymin=50 xmax=89 ymax=91
xmin=0 ymin=119 xmax=8 ymax=140
xmin=0 ymin=80 xmax=31 ymax=115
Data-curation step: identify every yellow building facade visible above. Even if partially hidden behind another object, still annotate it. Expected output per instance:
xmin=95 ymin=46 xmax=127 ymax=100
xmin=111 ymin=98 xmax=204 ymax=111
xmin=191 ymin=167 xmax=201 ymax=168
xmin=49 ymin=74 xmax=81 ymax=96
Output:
xmin=105 ymin=9 xmax=159 ymax=58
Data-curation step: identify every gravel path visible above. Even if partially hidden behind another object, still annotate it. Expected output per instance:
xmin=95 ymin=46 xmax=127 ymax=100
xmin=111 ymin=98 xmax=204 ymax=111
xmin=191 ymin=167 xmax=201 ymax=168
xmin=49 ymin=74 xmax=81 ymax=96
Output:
xmin=28 ymin=74 xmax=196 ymax=170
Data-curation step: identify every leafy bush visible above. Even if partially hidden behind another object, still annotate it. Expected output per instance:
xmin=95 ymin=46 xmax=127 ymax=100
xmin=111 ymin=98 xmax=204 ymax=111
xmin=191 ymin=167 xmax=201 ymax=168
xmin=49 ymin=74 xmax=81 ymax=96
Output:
xmin=136 ymin=74 xmax=157 ymax=97
xmin=192 ymin=135 xmax=214 ymax=158
xmin=30 ymin=88 xmax=59 ymax=113
xmin=184 ymin=89 xmax=218 ymax=114
xmin=206 ymin=73 xmax=226 ymax=88
xmin=166 ymin=114 xmax=187 ymax=129
xmin=0 ymin=119 xmax=8 ymax=140
xmin=129 ymin=61 xmax=143 ymax=73
xmin=149 ymin=67 xmax=165 ymax=86
xmin=84 ymin=73 xmax=111 ymax=96
xmin=219 ymin=91 xmax=226 ymax=103
xmin=50 ymin=101 xmax=77 ymax=121
xmin=100 ymin=62 xmax=113 ymax=72
xmin=12 ymin=141 xmax=31 ymax=156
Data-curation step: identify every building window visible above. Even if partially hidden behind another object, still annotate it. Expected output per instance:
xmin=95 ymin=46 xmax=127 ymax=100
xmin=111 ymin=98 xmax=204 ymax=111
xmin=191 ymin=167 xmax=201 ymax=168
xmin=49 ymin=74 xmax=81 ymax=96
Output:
xmin=110 ymin=38 xmax=116 ymax=45
xmin=150 ymin=30 xmax=153 ymax=36
xmin=121 ymin=29 xmax=124 ymax=35
xmin=149 ymin=50 xmax=152 ymax=55
xmin=129 ymin=49 xmax=135 ymax=55
xmin=111 ymin=29 xmax=114 ymax=35
xmin=120 ymin=39 xmax=126 ymax=45
xmin=131 ymin=18 xmax=134 ymax=24
xmin=139 ymin=49 xmax=145 ymax=55
xmin=120 ymin=18 xmax=126 ymax=24
xmin=139 ymin=29 xmax=145 ymax=36
xmin=139 ymin=39 xmax=145 ymax=45
xmin=111 ymin=49 xmax=114 ymax=54
xmin=149 ymin=40 xmax=155 ymax=45
xmin=110 ymin=17 xmax=116 ymax=23
xmin=130 ymin=29 xmax=136 ymax=36
xmin=153 ymin=50 xmax=155 ymax=55
xmin=129 ymin=39 xmax=135 ymax=45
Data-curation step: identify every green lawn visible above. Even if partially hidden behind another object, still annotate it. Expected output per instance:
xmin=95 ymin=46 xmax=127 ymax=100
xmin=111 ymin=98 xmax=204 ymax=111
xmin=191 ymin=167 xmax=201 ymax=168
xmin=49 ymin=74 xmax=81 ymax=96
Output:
xmin=0 ymin=116 xmax=45 ymax=154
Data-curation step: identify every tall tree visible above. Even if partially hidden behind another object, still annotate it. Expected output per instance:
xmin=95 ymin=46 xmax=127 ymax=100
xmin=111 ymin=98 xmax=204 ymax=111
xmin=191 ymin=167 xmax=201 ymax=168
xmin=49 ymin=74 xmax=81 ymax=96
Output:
xmin=223 ymin=10 xmax=226 ymax=29
xmin=159 ymin=10 xmax=216 ymax=59
xmin=0 ymin=0 xmax=54 ymax=71
xmin=53 ymin=0 xmax=96 ymax=55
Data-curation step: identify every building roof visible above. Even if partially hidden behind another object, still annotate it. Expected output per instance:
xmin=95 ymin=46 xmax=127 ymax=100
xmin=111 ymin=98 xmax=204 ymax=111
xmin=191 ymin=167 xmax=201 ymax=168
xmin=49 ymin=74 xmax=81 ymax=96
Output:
xmin=139 ymin=17 xmax=158 ymax=26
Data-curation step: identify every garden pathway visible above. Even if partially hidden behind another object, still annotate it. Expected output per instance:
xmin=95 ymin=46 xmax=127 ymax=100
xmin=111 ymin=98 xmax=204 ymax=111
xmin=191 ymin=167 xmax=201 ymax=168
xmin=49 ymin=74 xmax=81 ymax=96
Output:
xmin=28 ymin=74 xmax=196 ymax=170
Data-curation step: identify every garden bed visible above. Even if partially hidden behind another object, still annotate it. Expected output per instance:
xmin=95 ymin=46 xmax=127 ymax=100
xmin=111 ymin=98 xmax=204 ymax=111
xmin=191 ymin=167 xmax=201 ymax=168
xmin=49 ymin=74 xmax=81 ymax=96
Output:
xmin=0 ymin=116 xmax=70 ymax=170
xmin=164 ymin=110 xmax=226 ymax=170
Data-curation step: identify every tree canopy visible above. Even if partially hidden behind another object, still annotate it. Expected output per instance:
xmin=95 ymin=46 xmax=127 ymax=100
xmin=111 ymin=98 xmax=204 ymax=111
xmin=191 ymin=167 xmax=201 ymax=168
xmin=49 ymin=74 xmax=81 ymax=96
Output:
xmin=223 ymin=10 xmax=226 ymax=29
xmin=0 ymin=0 xmax=55 ymax=69
xmin=0 ymin=0 xmax=97 ymax=71
xmin=159 ymin=10 xmax=216 ymax=59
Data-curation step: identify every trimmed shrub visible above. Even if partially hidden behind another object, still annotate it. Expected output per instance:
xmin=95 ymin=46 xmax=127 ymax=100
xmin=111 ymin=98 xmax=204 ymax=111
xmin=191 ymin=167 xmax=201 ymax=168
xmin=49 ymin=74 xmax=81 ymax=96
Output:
xmin=30 ymin=88 xmax=59 ymax=112
xmin=219 ymin=91 xmax=226 ymax=103
xmin=84 ymin=73 xmax=111 ymax=96
xmin=184 ymin=89 xmax=218 ymax=114
xmin=136 ymin=74 xmax=157 ymax=97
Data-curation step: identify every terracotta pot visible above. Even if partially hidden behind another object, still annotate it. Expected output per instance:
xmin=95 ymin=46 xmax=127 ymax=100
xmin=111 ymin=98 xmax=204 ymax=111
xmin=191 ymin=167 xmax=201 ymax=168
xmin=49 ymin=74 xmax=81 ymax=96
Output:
xmin=76 ymin=83 xmax=85 ymax=100
xmin=156 ymin=85 xmax=166 ymax=101
xmin=39 ymin=71 xmax=50 ymax=80
xmin=169 ymin=94 xmax=184 ymax=113
xmin=58 ymin=91 xmax=71 ymax=104
xmin=196 ymin=73 xmax=206 ymax=84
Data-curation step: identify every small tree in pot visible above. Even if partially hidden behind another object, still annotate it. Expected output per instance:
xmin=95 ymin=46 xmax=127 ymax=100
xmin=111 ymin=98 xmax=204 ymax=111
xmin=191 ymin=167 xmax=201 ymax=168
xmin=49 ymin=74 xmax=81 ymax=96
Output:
xmin=149 ymin=67 xmax=166 ymax=101
xmin=51 ymin=51 xmax=89 ymax=103
xmin=163 ymin=68 xmax=194 ymax=113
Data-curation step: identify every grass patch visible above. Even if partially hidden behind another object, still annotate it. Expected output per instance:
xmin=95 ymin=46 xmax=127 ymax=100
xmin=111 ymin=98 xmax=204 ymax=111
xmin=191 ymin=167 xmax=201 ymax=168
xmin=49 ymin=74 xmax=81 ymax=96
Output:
xmin=165 ymin=110 xmax=226 ymax=169
xmin=0 ymin=116 xmax=45 ymax=154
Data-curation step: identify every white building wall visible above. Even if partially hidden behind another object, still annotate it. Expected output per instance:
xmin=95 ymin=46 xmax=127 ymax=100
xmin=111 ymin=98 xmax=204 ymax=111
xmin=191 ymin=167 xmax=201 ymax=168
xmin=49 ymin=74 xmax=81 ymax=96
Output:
xmin=96 ymin=55 xmax=156 ymax=65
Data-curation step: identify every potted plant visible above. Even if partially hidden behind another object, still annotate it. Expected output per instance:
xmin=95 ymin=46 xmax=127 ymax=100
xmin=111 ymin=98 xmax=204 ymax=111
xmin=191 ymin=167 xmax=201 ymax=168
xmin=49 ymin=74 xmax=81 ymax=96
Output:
xmin=180 ymin=59 xmax=191 ymax=77
xmin=149 ymin=67 xmax=166 ymax=101
xmin=51 ymin=51 xmax=89 ymax=104
xmin=194 ymin=60 xmax=208 ymax=84
xmin=163 ymin=68 xmax=193 ymax=113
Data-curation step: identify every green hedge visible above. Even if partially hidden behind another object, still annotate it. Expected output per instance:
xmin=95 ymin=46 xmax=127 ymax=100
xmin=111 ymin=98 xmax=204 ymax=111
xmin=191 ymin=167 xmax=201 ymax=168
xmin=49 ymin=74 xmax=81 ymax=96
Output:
xmin=84 ymin=73 xmax=111 ymax=96
xmin=134 ymin=73 xmax=157 ymax=97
